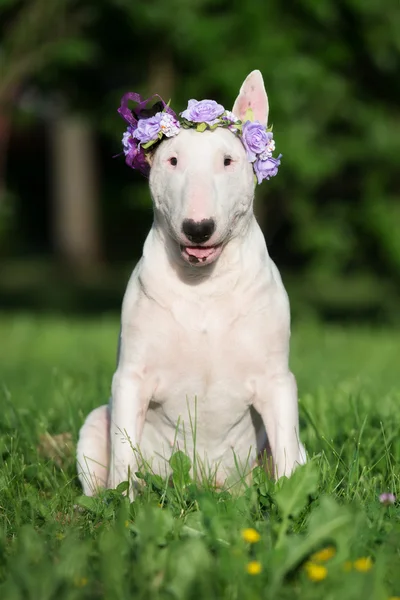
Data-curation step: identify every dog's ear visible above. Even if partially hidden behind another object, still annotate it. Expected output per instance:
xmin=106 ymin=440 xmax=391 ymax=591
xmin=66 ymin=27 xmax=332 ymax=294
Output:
xmin=232 ymin=70 xmax=269 ymax=125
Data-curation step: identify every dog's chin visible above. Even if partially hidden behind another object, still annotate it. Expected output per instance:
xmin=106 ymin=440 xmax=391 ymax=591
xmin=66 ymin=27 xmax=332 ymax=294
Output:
xmin=180 ymin=244 xmax=223 ymax=267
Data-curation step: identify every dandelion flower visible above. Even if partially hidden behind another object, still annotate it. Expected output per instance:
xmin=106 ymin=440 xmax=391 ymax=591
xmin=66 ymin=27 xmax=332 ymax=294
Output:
xmin=246 ymin=560 xmax=262 ymax=575
xmin=353 ymin=557 xmax=373 ymax=572
xmin=311 ymin=546 xmax=336 ymax=562
xmin=74 ymin=577 xmax=88 ymax=588
xmin=241 ymin=528 xmax=261 ymax=543
xmin=305 ymin=562 xmax=328 ymax=582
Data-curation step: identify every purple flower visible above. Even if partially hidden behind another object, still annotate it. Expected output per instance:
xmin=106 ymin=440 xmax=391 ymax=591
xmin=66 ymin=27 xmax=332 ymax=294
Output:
xmin=181 ymin=99 xmax=225 ymax=124
xmin=132 ymin=112 xmax=181 ymax=144
xmin=379 ymin=492 xmax=396 ymax=506
xmin=242 ymin=121 xmax=271 ymax=162
xmin=253 ymin=153 xmax=282 ymax=184
xmin=122 ymin=126 xmax=136 ymax=155
xmin=125 ymin=141 xmax=149 ymax=176
xmin=133 ymin=114 xmax=163 ymax=143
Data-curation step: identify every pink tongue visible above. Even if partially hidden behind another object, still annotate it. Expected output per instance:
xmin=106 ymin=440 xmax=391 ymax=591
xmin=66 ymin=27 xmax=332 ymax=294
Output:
xmin=185 ymin=246 xmax=215 ymax=259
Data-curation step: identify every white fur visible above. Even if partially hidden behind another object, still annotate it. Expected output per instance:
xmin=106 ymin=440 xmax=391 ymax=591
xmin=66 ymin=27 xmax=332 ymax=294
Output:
xmin=77 ymin=70 xmax=306 ymax=495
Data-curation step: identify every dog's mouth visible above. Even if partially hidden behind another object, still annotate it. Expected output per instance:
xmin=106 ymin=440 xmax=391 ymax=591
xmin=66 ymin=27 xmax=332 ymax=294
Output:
xmin=180 ymin=244 xmax=222 ymax=266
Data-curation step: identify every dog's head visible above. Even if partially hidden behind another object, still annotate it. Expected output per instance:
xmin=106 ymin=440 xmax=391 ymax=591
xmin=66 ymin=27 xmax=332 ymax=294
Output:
xmin=148 ymin=71 xmax=269 ymax=267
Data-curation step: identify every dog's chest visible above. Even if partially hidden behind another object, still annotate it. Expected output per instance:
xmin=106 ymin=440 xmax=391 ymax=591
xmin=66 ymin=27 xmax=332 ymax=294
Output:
xmin=141 ymin=293 xmax=268 ymax=432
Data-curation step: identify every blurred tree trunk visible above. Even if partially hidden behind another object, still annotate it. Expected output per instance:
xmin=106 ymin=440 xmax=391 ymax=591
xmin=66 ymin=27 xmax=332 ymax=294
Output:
xmin=0 ymin=85 xmax=17 ymax=209
xmin=148 ymin=53 xmax=175 ymax=102
xmin=48 ymin=115 xmax=102 ymax=270
xmin=0 ymin=0 xmax=91 ymax=257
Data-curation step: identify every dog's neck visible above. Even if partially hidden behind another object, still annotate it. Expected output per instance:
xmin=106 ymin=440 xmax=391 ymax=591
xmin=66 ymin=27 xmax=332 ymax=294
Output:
xmin=139 ymin=212 xmax=272 ymax=302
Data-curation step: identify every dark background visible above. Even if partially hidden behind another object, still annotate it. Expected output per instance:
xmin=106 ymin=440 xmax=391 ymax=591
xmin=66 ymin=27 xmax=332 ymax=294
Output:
xmin=1 ymin=0 xmax=399 ymax=322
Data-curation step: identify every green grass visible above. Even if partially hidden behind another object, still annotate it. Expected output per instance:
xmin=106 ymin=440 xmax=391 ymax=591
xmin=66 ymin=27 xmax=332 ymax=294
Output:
xmin=1 ymin=313 xmax=400 ymax=599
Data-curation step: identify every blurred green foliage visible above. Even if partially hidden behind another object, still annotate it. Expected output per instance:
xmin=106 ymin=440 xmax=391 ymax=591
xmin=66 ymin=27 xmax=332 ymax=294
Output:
xmin=1 ymin=0 xmax=399 ymax=319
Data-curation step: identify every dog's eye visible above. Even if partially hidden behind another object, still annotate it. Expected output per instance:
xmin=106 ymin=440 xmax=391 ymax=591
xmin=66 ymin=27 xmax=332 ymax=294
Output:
xmin=224 ymin=157 xmax=232 ymax=167
xmin=169 ymin=157 xmax=178 ymax=166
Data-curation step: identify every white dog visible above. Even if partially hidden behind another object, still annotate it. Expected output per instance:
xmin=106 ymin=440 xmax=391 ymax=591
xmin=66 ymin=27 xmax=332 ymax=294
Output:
xmin=77 ymin=70 xmax=306 ymax=496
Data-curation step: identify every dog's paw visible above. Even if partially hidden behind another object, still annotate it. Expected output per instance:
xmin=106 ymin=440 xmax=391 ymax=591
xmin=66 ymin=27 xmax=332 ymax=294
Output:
xmin=298 ymin=442 xmax=307 ymax=465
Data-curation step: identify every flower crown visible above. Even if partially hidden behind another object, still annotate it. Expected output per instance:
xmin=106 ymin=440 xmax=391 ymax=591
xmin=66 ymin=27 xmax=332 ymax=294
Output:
xmin=118 ymin=92 xmax=282 ymax=185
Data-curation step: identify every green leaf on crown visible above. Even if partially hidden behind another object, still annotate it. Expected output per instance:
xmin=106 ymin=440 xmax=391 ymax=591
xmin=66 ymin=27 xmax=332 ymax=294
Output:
xmin=209 ymin=121 xmax=222 ymax=130
xmin=141 ymin=139 xmax=157 ymax=150
xmin=180 ymin=118 xmax=193 ymax=129
xmin=196 ymin=122 xmax=207 ymax=132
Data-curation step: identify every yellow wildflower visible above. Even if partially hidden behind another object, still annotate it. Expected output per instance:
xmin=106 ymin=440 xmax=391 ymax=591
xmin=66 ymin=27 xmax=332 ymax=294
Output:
xmin=353 ymin=557 xmax=373 ymax=572
xmin=246 ymin=561 xmax=262 ymax=575
xmin=389 ymin=597 xmax=400 ymax=600
xmin=124 ymin=520 xmax=130 ymax=528
xmin=74 ymin=577 xmax=88 ymax=588
xmin=343 ymin=561 xmax=353 ymax=572
xmin=241 ymin=528 xmax=261 ymax=543
xmin=304 ymin=562 xmax=328 ymax=582
xmin=311 ymin=546 xmax=336 ymax=562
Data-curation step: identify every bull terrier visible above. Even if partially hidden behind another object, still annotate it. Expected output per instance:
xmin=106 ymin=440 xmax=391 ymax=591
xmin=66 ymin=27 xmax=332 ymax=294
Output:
xmin=77 ymin=70 xmax=306 ymax=495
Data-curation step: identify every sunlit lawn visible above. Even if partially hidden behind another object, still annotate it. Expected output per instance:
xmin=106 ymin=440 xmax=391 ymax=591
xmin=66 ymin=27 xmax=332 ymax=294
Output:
xmin=0 ymin=314 xmax=399 ymax=599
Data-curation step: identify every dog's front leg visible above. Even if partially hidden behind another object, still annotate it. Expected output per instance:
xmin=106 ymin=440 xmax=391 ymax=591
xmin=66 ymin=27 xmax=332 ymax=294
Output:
xmin=108 ymin=366 xmax=147 ymax=491
xmin=255 ymin=371 xmax=305 ymax=479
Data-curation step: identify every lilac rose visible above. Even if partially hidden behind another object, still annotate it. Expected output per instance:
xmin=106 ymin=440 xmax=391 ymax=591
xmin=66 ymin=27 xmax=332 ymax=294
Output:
xmin=242 ymin=121 xmax=271 ymax=162
xmin=133 ymin=114 xmax=163 ymax=143
xmin=181 ymin=99 xmax=225 ymax=124
xmin=253 ymin=153 xmax=282 ymax=184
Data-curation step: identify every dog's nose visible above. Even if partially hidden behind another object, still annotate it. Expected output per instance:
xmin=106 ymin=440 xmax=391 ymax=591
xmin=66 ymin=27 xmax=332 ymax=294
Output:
xmin=182 ymin=218 xmax=215 ymax=244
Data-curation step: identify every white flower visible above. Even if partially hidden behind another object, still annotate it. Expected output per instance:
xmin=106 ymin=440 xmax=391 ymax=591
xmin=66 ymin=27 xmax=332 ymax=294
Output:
xmin=223 ymin=110 xmax=240 ymax=123
xmin=258 ymin=138 xmax=276 ymax=160
xmin=158 ymin=113 xmax=180 ymax=137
